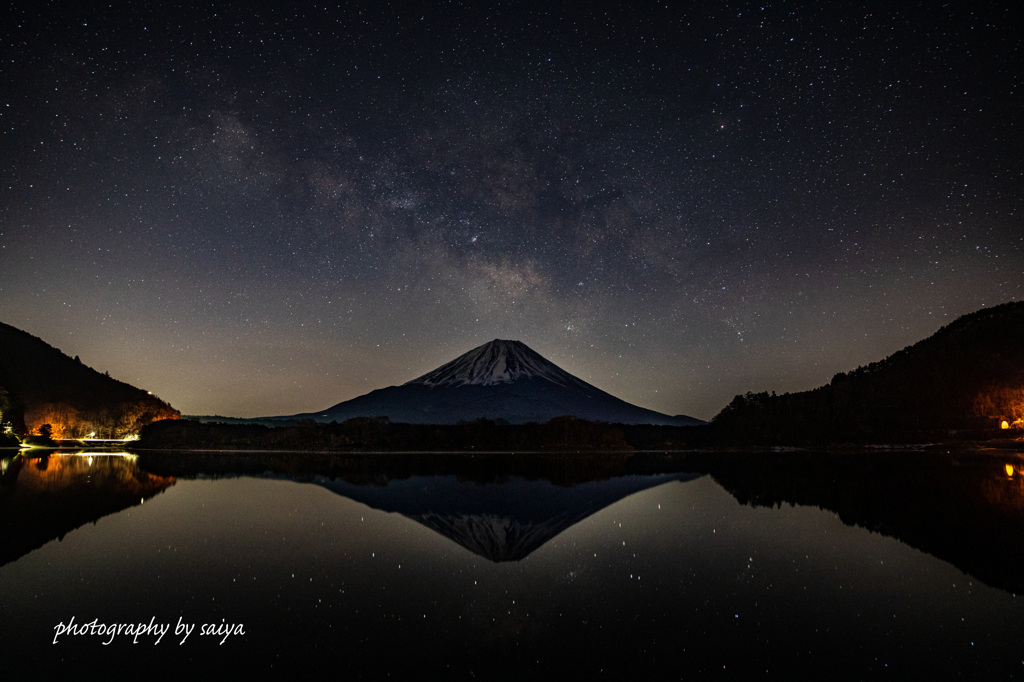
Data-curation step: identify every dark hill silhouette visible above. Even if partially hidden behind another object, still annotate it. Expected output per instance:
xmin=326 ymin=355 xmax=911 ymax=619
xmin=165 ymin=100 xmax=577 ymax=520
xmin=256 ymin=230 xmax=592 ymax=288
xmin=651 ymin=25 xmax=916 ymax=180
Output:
xmin=711 ymin=301 xmax=1024 ymax=444
xmin=0 ymin=321 xmax=179 ymax=437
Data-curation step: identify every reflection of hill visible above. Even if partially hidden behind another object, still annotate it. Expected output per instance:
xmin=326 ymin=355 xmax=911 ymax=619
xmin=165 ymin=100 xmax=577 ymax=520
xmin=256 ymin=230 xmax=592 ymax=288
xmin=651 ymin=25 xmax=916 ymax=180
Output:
xmin=0 ymin=453 xmax=176 ymax=567
xmin=315 ymin=474 xmax=700 ymax=561
xmin=703 ymin=451 xmax=1024 ymax=594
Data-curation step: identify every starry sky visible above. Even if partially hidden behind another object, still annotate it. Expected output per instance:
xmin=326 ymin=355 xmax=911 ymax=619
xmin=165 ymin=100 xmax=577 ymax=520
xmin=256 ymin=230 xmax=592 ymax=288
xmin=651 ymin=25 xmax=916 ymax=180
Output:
xmin=1 ymin=1 xmax=1021 ymax=420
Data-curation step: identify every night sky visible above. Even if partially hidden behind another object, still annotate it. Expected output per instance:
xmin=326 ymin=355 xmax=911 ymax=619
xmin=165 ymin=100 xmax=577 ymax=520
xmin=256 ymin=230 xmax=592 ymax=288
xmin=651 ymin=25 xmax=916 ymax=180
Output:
xmin=1 ymin=1 xmax=1021 ymax=420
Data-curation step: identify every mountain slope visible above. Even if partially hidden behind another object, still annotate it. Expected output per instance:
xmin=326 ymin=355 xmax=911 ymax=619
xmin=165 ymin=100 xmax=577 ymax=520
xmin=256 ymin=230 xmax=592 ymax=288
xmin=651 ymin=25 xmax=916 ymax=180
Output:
xmin=0 ymin=321 xmax=179 ymax=437
xmin=276 ymin=339 xmax=702 ymax=426
xmin=711 ymin=301 xmax=1024 ymax=444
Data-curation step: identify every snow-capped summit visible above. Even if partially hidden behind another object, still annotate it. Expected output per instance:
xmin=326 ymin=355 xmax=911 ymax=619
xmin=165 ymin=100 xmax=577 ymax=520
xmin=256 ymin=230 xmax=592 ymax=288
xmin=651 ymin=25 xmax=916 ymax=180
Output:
xmin=406 ymin=339 xmax=586 ymax=388
xmin=271 ymin=339 xmax=703 ymax=426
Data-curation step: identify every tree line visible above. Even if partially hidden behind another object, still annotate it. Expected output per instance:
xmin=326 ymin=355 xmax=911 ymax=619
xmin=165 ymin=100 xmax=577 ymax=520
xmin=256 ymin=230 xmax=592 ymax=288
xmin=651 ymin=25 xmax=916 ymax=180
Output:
xmin=139 ymin=416 xmax=645 ymax=451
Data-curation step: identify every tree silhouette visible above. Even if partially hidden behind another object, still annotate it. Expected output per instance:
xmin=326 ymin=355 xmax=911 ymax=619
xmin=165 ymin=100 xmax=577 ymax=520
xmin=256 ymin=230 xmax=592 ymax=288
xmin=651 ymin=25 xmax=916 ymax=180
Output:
xmin=36 ymin=424 xmax=54 ymax=442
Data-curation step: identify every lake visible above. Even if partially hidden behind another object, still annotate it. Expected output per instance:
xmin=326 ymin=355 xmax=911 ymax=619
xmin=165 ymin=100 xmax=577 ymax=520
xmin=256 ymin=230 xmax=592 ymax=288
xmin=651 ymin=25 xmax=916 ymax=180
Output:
xmin=2 ymin=449 xmax=1023 ymax=679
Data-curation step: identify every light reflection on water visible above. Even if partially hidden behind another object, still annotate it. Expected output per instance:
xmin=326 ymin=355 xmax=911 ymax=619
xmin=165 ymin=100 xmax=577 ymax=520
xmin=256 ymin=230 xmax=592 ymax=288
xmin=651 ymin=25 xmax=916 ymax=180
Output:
xmin=1 ymin=451 xmax=1023 ymax=678
xmin=0 ymin=451 xmax=175 ymax=568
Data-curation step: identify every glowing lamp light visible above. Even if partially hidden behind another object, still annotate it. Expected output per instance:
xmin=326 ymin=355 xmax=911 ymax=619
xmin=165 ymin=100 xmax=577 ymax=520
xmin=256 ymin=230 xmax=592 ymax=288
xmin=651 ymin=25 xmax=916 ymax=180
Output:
xmin=1001 ymin=420 xmax=1010 ymax=430
xmin=1006 ymin=464 xmax=1015 ymax=478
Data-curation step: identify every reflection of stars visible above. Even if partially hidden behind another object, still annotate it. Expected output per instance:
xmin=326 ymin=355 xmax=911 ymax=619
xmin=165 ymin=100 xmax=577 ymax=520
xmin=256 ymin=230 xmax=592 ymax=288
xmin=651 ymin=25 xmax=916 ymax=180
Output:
xmin=471 ymin=236 xmax=478 ymax=243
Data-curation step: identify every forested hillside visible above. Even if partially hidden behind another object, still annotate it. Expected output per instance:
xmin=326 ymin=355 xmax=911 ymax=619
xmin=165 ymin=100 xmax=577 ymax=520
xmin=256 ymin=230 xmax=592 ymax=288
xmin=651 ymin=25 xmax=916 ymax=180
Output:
xmin=0 ymin=322 xmax=179 ymax=438
xmin=711 ymin=302 xmax=1024 ymax=445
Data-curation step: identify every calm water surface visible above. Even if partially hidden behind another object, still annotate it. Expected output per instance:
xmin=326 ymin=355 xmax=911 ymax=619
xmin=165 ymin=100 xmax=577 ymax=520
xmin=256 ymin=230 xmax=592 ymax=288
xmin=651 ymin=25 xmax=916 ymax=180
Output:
xmin=1 ymin=449 xmax=1023 ymax=679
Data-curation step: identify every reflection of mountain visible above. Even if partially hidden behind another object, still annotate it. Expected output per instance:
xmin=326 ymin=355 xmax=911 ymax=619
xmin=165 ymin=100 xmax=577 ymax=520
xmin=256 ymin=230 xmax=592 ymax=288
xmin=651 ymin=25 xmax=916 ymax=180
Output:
xmin=315 ymin=473 xmax=702 ymax=561
xmin=703 ymin=451 xmax=1024 ymax=594
xmin=134 ymin=449 xmax=1024 ymax=591
xmin=138 ymin=450 xmax=703 ymax=561
xmin=0 ymin=453 xmax=176 ymax=567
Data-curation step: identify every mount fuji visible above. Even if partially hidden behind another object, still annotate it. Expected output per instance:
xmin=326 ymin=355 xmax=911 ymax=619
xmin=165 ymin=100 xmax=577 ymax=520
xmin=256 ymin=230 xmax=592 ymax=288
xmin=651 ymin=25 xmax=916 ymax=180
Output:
xmin=271 ymin=339 xmax=702 ymax=426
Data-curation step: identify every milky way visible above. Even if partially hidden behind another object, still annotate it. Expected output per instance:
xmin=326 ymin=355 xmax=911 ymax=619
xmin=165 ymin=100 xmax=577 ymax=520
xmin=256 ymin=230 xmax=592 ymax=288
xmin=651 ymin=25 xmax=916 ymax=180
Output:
xmin=1 ymin=2 xmax=1020 ymax=419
